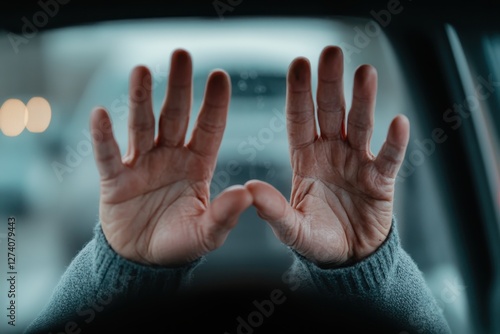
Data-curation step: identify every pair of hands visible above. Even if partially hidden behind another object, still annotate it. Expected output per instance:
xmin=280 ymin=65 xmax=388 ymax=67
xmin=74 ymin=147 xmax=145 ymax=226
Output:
xmin=90 ymin=46 xmax=409 ymax=268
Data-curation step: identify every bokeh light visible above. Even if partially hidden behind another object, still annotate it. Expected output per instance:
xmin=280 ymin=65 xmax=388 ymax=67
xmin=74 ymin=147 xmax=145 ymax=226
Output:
xmin=0 ymin=99 xmax=27 ymax=136
xmin=26 ymin=97 xmax=51 ymax=133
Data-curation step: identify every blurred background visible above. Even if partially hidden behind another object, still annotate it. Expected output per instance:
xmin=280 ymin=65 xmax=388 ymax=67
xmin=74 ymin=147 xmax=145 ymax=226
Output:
xmin=0 ymin=11 xmax=497 ymax=333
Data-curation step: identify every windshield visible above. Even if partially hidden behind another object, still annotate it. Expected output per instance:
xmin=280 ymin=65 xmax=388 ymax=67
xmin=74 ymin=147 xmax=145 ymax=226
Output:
xmin=0 ymin=17 xmax=469 ymax=333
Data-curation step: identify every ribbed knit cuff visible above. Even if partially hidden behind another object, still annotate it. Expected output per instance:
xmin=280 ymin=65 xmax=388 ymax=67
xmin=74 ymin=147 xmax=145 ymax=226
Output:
xmin=92 ymin=223 xmax=203 ymax=298
xmin=290 ymin=219 xmax=400 ymax=298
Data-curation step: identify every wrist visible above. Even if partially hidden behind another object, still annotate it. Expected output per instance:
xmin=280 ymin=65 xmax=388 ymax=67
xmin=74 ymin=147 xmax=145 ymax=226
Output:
xmin=312 ymin=219 xmax=393 ymax=269
xmin=99 ymin=223 xmax=201 ymax=269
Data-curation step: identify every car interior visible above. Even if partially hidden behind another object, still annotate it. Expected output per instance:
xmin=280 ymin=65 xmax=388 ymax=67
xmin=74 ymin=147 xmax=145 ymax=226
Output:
xmin=0 ymin=0 xmax=498 ymax=333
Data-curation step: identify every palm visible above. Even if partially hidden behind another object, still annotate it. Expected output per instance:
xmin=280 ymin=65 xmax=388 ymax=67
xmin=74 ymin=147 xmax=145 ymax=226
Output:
xmin=91 ymin=50 xmax=251 ymax=266
xmin=100 ymin=149 xmax=210 ymax=265
xmin=246 ymin=46 xmax=409 ymax=267
xmin=288 ymin=141 xmax=395 ymax=265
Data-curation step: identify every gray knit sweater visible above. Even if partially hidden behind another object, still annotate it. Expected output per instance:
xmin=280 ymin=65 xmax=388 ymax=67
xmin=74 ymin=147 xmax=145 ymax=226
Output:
xmin=25 ymin=219 xmax=451 ymax=333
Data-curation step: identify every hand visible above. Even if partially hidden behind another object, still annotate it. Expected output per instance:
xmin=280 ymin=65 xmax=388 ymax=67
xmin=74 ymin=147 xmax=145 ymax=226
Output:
xmin=245 ymin=46 xmax=410 ymax=267
xmin=90 ymin=50 xmax=252 ymax=266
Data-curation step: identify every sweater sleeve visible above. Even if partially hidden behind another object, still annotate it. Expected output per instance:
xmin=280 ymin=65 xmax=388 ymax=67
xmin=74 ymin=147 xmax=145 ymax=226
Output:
xmin=25 ymin=223 xmax=202 ymax=334
xmin=287 ymin=218 xmax=451 ymax=333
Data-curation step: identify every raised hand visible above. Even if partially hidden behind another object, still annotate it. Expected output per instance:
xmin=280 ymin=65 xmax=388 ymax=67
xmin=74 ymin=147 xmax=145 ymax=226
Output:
xmin=90 ymin=50 xmax=252 ymax=266
xmin=245 ymin=46 xmax=410 ymax=267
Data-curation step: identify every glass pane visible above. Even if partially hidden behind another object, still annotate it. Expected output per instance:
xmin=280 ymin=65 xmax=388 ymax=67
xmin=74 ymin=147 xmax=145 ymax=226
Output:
xmin=0 ymin=17 xmax=468 ymax=332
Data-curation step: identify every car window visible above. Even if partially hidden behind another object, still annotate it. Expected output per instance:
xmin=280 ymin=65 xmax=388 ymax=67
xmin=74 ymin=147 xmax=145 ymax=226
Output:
xmin=0 ymin=17 xmax=469 ymax=332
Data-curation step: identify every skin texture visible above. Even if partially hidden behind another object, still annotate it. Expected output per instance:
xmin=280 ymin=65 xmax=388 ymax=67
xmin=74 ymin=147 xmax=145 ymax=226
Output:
xmin=91 ymin=46 xmax=409 ymax=268
xmin=245 ymin=46 xmax=410 ymax=267
xmin=90 ymin=50 xmax=252 ymax=266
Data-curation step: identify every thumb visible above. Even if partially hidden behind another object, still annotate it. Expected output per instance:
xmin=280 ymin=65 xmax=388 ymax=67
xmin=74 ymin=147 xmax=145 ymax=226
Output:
xmin=244 ymin=180 xmax=297 ymax=245
xmin=201 ymin=185 xmax=252 ymax=250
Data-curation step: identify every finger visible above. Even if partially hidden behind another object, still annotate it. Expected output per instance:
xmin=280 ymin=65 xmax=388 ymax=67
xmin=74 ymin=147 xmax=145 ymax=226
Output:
xmin=244 ymin=180 xmax=298 ymax=245
xmin=317 ymin=46 xmax=346 ymax=140
xmin=374 ymin=115 xmax=410 ymax=178
xmin=157 ymin=49 xmax=193 ymax=147
xmin=187 ymin=70 xmax=230 ymax=162
xmin=90 ymin=108 xmax=123 ymax=180
xmin=202 ymin=185 xmax=252 ymax=250
xmin=125 ymin=66 xmax=155 ymax=162
xmin=286 ymin=57 xmax=316 ymax=149
xmin=347 ymin=65 xmax=377 ymax=152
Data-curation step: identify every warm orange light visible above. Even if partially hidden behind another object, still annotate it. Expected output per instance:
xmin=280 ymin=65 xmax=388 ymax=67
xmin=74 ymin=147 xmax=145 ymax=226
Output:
xmin=26 ymin=97 xmax=51 ymax=133
xmin=0 ymin=99 xmax=27 ymax=136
